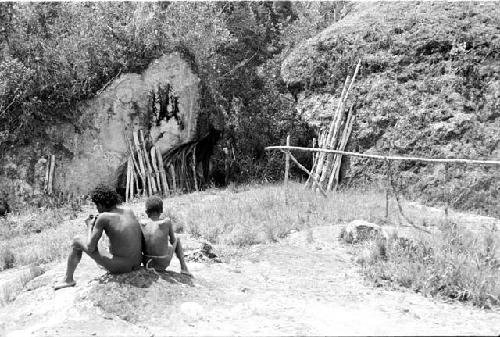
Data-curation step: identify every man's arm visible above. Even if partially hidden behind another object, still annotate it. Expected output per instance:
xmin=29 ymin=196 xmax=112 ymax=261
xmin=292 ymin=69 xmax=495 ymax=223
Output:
xmin=167 ymin=220 xmax=176 ymax=246
xmin=86 ymin=216 xmax=106 ymax=253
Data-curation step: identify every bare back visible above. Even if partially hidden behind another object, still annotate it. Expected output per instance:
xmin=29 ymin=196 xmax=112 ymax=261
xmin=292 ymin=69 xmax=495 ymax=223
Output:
xmin=98 ymin=209 xmax=142 ymax=263
xmin=140 ymin=219 xmax=173 ymax=257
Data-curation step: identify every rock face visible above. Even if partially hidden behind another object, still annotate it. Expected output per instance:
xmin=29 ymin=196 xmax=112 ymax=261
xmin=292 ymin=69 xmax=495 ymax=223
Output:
xmin=282 ymin=2 xmax=500 ymax=216
xmin=42 ymin=52 xmax=222 ymax=195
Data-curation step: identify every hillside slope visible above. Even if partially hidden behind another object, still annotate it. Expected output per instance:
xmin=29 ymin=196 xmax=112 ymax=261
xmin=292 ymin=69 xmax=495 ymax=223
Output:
xmin=282 ymin=2 xmax=500 ymax=216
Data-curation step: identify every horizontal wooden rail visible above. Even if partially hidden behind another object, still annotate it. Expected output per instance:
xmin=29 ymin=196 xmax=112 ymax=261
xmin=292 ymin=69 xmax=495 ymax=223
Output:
xmin=265 ymin=145 xmax=500 ymax=166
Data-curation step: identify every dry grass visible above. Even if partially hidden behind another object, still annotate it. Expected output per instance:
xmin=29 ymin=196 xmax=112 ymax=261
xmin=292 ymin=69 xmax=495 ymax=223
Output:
xmin=176 ymin=182 xmax=394 ymax=246
xmin=357 ymin=222 xmax=500 ymax=308
xmin=0 ymin=265 xmax=45 ymax=305
xmin=0 ymin=205 xmax=92 ymax=271
xmin=1 ymin=182 xmax=498 ymax=309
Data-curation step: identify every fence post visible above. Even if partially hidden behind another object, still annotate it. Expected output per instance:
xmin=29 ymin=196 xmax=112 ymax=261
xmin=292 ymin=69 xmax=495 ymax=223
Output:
xmin=284 ymin=135 xmax=290 ymax=187
xmin=385 ymin=159 xmax=390 ymax=220
xmin=444 ymin=163 xmax=449 ymax=222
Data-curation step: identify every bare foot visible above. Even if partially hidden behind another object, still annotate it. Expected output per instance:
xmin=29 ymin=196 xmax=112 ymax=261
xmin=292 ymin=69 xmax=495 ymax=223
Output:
xmin=54 ymin=280 xmax=76 ymax=290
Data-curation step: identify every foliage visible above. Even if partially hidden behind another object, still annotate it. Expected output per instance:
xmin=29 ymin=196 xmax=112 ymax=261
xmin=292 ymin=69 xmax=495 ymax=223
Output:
xmin=0 ymin=1 xmax=347 ymax=185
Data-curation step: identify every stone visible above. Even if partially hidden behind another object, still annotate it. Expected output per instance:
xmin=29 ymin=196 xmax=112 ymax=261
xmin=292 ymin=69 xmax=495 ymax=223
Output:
xmin=339 ymin=220 xmax=383 ymax=244
xmin=42 ymin=52 xmax=222 ymax=195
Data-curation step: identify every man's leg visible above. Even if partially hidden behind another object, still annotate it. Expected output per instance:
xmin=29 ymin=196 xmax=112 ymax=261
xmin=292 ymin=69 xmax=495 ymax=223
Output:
xmin=174 ymin=238 xmax=191 ymax=276
xmin=54 ymin=236 xmax=85 ymax=290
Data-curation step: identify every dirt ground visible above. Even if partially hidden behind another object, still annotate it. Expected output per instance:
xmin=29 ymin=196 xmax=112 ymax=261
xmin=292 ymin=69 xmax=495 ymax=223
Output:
xmin=0 ymin=224 xmax=499 ymax=336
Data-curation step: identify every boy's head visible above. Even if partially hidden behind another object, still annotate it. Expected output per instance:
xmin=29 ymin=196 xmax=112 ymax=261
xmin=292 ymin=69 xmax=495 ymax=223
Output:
xmin=90 ymin=184 xmax=121 ymax=213
xmin=145 ymin=196 xmax=163 ymax=217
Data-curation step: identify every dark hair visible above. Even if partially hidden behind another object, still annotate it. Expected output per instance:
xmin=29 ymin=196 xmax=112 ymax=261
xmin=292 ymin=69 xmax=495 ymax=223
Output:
xmin=90 ymin=184 xmax=121 ymax=209
xmin=145 ymin=196 xmax=163 ymax=214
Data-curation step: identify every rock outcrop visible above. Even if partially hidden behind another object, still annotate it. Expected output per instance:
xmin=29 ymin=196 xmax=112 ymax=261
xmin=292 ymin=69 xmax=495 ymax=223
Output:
xmin=282 ymin=2 xmax=500 ymax=216
xmin=1 ymin=52 xmax=223 ymax=197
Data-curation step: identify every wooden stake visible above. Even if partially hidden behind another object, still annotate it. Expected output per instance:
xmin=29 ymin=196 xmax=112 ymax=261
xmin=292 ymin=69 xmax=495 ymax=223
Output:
xmin=150 ymin=146 xmax=163 ymax=195
xmin=321 ymin=59 xmax=361 ymax=188
xmin=169 ymin=164 xmax=177 ymax=193
xmin=48 ymin=155 xmax=55 ymax=195
xmin=314 ymin=76 xmax=351 ymax=187
xmin=139 ymin=130 xmax=157 ymax=194
xmin=305 ymin=138 xmax=317 ymax=187
xmin=192 ymin=147 xmax=199 ymax=191
xmin=156 ymin=147 xmax=169 ymax=195
xmin=285 ymin=151 xmax=327 ymax=198
xmin=126 ymin=158 xmax=131 ymax=202
xmin=127 ymin=139 xmax=142 ymax=195
xmin=130 ymin=158 xmax=135 ymax=201
xmin=444 ymin=163 xmax=449 ymax=221
xmin=384 ymin=159 xmax=391 ymax=220
xmin=284 ymin=135 xmax=291 ymax=188
xmin=328 ymin=104 xmax=355 ymax=190
xmin=44 ymin=155 xmax=50 ymax=192
xmin=133 ymin=131 xmax=149 ymax=197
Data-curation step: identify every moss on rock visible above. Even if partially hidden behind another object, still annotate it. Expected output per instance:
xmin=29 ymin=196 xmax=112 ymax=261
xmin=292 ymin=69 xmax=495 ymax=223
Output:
xmin=282 ymin=2 xmax=500 ymax=216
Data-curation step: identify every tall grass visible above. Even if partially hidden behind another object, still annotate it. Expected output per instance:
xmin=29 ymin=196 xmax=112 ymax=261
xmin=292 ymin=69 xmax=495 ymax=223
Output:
xmin=0 ymin=206 xmax=85 ymax=271
xmin=359 ymin=222 xmax=500 ymax=308
xmin=178 ymin=182 xmax=392 ymax=246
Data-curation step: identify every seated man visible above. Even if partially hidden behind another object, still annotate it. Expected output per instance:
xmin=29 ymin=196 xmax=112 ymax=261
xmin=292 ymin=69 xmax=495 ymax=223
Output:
xmin=141 ymin=196 xmax=191 ymax=276
xmin=54 ymin=184 xmax=142 ymax=290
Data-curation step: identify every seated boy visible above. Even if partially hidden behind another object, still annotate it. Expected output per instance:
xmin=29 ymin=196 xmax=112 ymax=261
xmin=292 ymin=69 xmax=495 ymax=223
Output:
xmin=141 ymin=196 xmax=191 ymax=276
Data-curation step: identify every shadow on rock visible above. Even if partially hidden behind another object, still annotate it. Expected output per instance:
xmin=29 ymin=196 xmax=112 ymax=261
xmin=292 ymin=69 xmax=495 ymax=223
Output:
xmin=96 ymin=267 xmax=194 ymax=288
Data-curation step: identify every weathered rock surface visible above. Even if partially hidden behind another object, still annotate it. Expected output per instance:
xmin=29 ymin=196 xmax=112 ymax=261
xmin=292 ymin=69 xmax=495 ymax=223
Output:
xmin=282 ymin=2 xmax=500 ymax=216
xmin=0 ymin=52 xmax=222 ymax=197
xmin=54 ymin=52 xmax=222 ymax=194
xmin=339 ymin=220 xmax=384 ymax=244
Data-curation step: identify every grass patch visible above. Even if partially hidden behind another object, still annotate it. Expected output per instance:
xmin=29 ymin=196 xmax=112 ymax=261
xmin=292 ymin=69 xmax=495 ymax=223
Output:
xmin=358 ymin=222 xmax=500 ymax=308
xmin=0 ymin=265 xmax=45 ymax=306
xmin=0 ymin=205 xmax=87 ymax=271
xmin=177 ymin=182 xmax=392 ymax=246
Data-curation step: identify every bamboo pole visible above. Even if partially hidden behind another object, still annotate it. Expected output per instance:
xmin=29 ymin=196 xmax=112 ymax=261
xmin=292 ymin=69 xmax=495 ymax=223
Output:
xmin=127 ymin=139 xmax=142 ymax=196
xmin=133 ymin=131 xmax=149 ymax=197
xmin=320 ymin=60 xmax=361 ymax=187
xmin=313 ymin=76 xmax=351 ymax=187
xmin=48 ymin=155 xmax=55 ymax=195
xmin=44 ymin=155 xmax=50 ymax=192
xmin=192 ymin=147 xmax=199 ymax=191
xmin=265 ymin=146 xmax=500 ymax=166
xmin=283 ymin=151 xmax=327 ymax=197
xmin=139 ymin=130 xmax=157 ymax=194
xmin=156 ymin=147 xmax=169 ymax=195
xmin=126 ymin=158 xmax=131 ymax=202
xmin=444 ymin=163 xmax=449 ymax=221
xmin=328 ymin=104 xmax=355 ymax=190
xmin=150 ymin=146 xmax=163 ymax=195
xmin=130 ymin=158 xmax=135 ymax=201
xmin=284 ymin=135 xmax=291 ymax=188
xmin=169 ymin=164 xmax=177 ymax=192
xmin=305 ymin=138 xmax=317 ymax=187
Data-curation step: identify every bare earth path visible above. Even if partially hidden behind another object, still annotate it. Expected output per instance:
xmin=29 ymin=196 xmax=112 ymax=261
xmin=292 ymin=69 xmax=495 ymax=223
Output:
xmin=0 ymin=225 xmax=499 ymax=336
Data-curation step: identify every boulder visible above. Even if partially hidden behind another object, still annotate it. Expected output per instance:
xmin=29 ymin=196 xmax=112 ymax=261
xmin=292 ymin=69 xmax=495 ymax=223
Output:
xmin=48 ymin=52 xmax=223 ymax=195
xmin=339 ymin=220 xmax=384 ymax=244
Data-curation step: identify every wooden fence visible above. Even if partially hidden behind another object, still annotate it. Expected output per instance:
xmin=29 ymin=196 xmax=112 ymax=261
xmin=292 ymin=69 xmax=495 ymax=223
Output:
xmin=125 ymin=130 xmax=202 ymax=201
xmin=266 ymin=138 xmax=500 ymax=231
